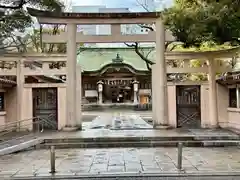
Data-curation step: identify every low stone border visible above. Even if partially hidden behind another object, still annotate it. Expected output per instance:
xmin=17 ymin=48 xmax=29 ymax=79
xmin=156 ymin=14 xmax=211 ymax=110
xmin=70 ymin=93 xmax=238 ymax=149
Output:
xmin=5 ymin=172 xmax=240 ymax=180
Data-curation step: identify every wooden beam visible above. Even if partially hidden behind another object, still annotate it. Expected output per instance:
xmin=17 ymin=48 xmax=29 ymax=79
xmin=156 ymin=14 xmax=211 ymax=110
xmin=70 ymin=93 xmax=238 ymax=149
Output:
xmin=24 ymin=83 xmax=66 ymax=88
xmin=167 ymin=67 xmax=208 ymax=73
xmin=42 ymin=32 xmax=156 ymax=43
xmin=41 ymin=30 xmax=175 ymax=43
xmin=111 ymin=24 xmax=121 ymax=35
xmin=0 ymin=69 xmax=17 ymax=76
xmin=38 ymin=17 xmax=156 ymax=25
xmin=24 ymin=69 xmax=66 ymax=76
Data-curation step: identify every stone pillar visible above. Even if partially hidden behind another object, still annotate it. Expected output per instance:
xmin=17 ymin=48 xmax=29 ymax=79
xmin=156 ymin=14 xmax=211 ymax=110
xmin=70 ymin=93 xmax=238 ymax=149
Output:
xmin=97 ymin=81 xmax=103 ymax=104
xmin=65 ymin=23 xmax=78 ymax=130
xmin=237 ymin=85 xmax=240 ymax=108
xmin=151 ymin=65 xmax=157 ymax=121
xmin=17 ymin=60 xmax=24 ymax=130
xmin=133 ymin=80 xmax=139 ymax=104
xmin=76 ymin=65 xmax=82 ymax=129
xmin=208 ymin=59 xmax=218 ymax=128
xmin=154 ymin=18 xmax=168 ymax=127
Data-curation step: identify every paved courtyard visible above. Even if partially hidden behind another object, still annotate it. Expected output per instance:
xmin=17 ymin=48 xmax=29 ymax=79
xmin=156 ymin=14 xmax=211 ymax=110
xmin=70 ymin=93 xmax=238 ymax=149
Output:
xmin=1 ymin=147 xmax=240 ymax=178
xmin=84 ymin=113 xmax=152 ymax=129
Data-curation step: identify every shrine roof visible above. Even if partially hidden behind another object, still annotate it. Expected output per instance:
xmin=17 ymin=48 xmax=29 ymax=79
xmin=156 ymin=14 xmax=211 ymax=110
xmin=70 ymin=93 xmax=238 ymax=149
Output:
xmin=77 ymin=46 xmax=240 ymax=72
xmin=27 ymin=8 xmax=161 ymax=19
xmin=77 ymin=47 xmax=153 ymax=72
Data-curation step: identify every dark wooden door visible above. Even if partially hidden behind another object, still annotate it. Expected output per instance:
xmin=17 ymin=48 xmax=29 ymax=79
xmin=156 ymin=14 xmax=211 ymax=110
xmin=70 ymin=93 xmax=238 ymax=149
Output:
xmin=32 ymin=88 xmax=58 ymax=130
xmin=176 ymin=85 xmax=201 ymax=128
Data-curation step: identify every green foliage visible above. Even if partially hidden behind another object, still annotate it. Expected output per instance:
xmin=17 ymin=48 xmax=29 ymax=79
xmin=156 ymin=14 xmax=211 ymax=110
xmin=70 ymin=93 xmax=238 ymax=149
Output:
xmin=21 ymin=26 xmax=86 ymax=53
xmin=18 ymin=27 xmax=67 ymax=53
xmin=0 ymin=0 xmax=64 ymax=50
xmin=163 ymin=0 xmax=240 ymax=47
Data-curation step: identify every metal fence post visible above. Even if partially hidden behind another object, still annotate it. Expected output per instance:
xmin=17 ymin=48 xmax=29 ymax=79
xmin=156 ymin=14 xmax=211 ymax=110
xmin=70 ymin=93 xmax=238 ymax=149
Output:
xmin=37 ymin=118 xmax=40 ymax=133
xmin=18 ymin=121 xmax=21 ymax=132
xmin=177 ymin=142 xmax=183 ymax=170
xmin=50 ymin=146 xmax=56 ymax=173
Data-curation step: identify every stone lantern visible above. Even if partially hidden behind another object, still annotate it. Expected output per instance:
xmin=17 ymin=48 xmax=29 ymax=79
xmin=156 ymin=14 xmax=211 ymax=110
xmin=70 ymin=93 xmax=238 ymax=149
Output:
xmin=132 ymin=80 xmax=139 ymax=104
xmin=97 ymin=80 xmax=104 ymax=104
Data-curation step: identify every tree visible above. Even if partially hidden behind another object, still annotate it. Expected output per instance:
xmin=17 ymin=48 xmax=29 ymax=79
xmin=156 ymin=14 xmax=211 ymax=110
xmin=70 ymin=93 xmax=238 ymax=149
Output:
xmin=163 ymin=0 xmax=240 ymax=47
xmin=15 ymin=27 xmax=67 ymax=53
xmin=0 ymin=0 xmax=64 ymax=50
xmin=127 ymin=0 xmax=238 ymax=80
xmin=125 ymin=0 xmax=181 ymax=72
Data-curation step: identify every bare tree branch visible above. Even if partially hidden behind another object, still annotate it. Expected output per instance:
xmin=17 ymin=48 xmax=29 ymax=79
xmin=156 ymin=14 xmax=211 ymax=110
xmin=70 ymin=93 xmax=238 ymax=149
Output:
xmin=146 ymin=48 xmax=154 ymax=58
xmin=48 ymin=24 xmax=59 ymax=53
xmin=125 ymin=42 xmax=154 ymax=71
xmin=169 ymin=44 xmax=178 ymax=51
xmin=136 ymin=0 xmax=150 ymax=12
xmin=165 ymin=42 xmax=171 ymax=49
xmin=138 ymin=24 xmax=154 ymax=31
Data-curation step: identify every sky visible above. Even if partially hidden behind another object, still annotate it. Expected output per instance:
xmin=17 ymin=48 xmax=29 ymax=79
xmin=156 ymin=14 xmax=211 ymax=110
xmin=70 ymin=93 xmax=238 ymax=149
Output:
xmin=69 ymin=0 xmax=173 ymax=11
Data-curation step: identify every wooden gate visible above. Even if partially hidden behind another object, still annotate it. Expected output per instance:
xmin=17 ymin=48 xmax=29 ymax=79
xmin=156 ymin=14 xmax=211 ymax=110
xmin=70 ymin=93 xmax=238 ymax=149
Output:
xmin=176 ymin=85 xmax=201 ymax=128
xmin=32 ymin=88 xmax=58 ymax=130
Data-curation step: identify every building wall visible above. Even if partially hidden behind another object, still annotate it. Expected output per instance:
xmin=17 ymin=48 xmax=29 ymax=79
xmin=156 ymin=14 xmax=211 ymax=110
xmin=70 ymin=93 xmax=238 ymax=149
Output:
xmin=3 ymin=82 xmax=239 ymax=131
xmin=5 ymin=88 xmax=17 ymax=124
xmin=201 ymin=83 xmax=240 ymax=131
xmin=19 ymin=85 xmax=68 ymax=131
xmin=224 ymin=83 xmax=240 ymax=132
xmin=57 ymin=87 xmax=67 ymax=130
xmin=165 ymin=83 xmax=234 ymax=129
xmin=200 ymin=83 xmax=232 ymax=129
xmin=217 ymin=84 xmax=228 ymax=128
xmin=0 ymin=89 xmax=7 ymax=130
xmin=21 ymin=87 xmax=33 ymax=131
xmin=200 ymin=84 xmax=209 ymax=128
xmin=214 ymin=84 xmax=240 ymax=132
xmin=228 ymin=109 xmax=240 ymax=131
xmin=168 ymin=85 xmax=177 ymax=127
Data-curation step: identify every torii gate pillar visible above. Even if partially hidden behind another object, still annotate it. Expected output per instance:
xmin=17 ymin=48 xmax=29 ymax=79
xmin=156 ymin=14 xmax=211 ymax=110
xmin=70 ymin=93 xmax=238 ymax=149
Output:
xmin=152 ymin=18 xmax=169 ymax=127
xmin=63 ymin=23 xmax=82 ymax=130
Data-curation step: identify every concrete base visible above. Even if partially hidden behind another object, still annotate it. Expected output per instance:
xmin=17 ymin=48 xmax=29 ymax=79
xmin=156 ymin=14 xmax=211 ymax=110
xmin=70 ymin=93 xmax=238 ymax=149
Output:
xmin=228 ymin=127 xmax=240 ymax=135
xmin=202 ymin=125 xmax=219 ymax=129
xmin=62 ymin=126 xmax=82 ymax=131
xmin=154 ymin=125 xmax=171 ymax=130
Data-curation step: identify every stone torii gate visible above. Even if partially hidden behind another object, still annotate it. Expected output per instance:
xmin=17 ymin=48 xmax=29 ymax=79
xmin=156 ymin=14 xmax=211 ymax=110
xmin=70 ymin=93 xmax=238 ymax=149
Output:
xmin=27 ymin=8 xmax=175 ymax=130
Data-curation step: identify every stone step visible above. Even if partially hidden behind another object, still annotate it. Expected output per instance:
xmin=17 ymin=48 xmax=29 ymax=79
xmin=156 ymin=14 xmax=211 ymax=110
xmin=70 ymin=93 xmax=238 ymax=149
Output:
xmin=41 ymin=135 xmax=240 ymax=149
xmin=9 ymin=174 xmax=240 ymax=180
xmin=44 ymin=135 xmax=240 ymax=144
xmin=39 ymin=140 xmax=240 ymax=149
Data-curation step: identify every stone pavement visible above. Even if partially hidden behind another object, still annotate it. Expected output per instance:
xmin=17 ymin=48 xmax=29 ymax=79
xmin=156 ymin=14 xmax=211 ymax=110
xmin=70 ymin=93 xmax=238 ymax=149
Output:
xmin=82 ymin=110 xmax=152 ymax=122
xmin=1 ymin=147 xmax=240 ymax=178
xmin=86 ymin=114 xmax=152 ymax=129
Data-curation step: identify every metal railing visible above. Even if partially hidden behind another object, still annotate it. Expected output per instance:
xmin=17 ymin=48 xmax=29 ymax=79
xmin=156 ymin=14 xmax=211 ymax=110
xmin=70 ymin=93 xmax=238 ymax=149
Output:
xmin=0 ymin=114 xmax=57 ymax=139
xmin=47 ymin=141 xmax=240 ymax=174
xmin=47 ymin=142 xmax=183 ymax=174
